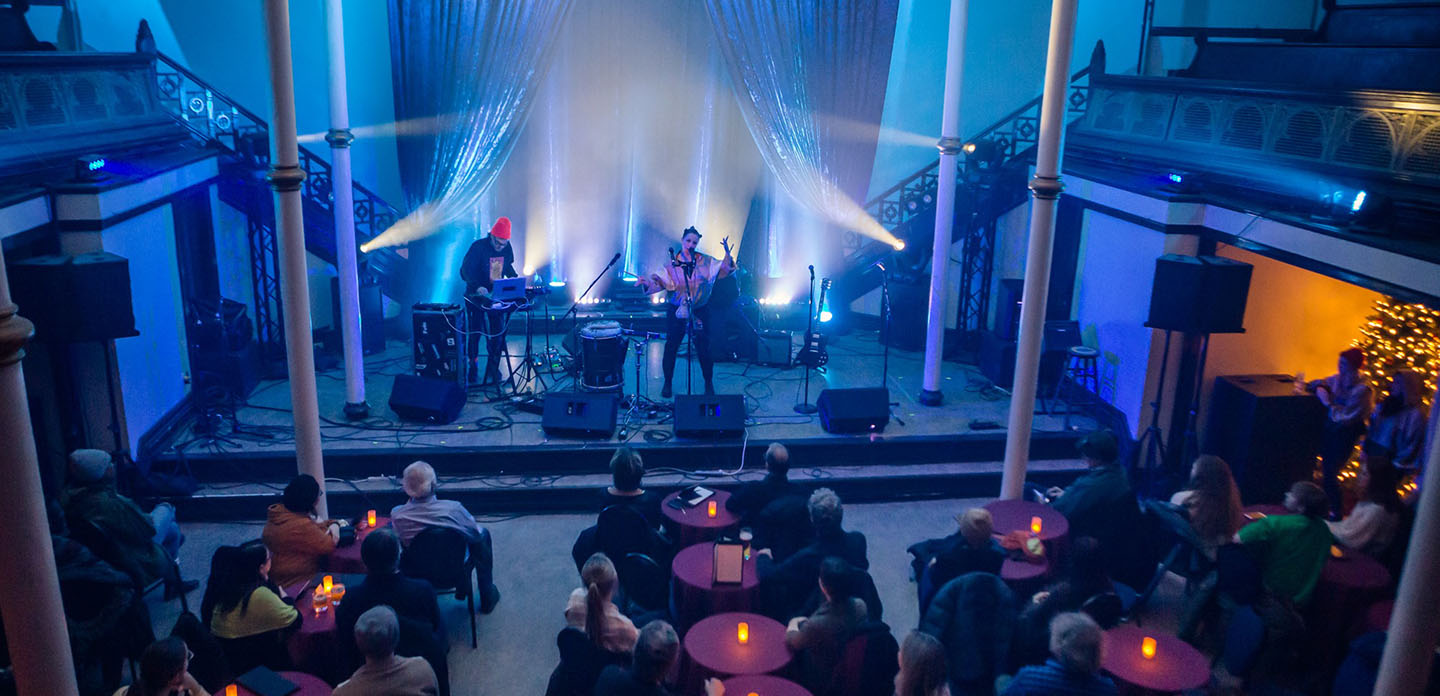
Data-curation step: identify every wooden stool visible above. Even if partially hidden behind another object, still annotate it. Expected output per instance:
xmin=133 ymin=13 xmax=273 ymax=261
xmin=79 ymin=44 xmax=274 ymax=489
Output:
xmin=1053 ymin=345 xmax=1099 ymax=429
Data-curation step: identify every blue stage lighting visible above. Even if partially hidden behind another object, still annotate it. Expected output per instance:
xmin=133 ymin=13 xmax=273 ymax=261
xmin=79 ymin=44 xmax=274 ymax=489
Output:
xmin=548 ymin=280 xmax=567 ymax=288
xmin=1167 ymin=172 xmax=1183 ymax=184
xmin=819 ymin=310 xmax=833 ymax=323
xmin=1351 ymin=190 xmax=1367 ymax=213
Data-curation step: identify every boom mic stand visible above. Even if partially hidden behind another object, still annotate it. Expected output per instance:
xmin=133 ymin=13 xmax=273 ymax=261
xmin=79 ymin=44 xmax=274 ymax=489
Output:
xmin=558 ymin=253 xmax=622 ymax=391
xmin=879 ymin=261 xmax=892 ymax=389
xmin=795 ymin=265 xmax=818 ymax=414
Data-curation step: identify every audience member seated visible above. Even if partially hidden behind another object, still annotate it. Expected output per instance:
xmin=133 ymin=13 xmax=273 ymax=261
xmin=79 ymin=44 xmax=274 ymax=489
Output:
xmin=908 ymin=508 xmax=1006 ymax=615
xmin=920 ymin=571 xmax=1015 ymax=696
xmin=334 ymin=605 xmax=440 ymax=696
xmin=567 ymin=553 xmax=639 ymax=655
xmin=1046 ymin=431 xmax=1146 ymax=586
xmin=1232 ymin=481 xmax=1334 ymax=683
xmin=391 ymin=460 xmax=501 ymax=612
xmin=599 ymin=448 xmax=664 ymax=529
xmin=1170 ymin=455 xmax=1244 ymax=558
xmin=894 ymin=631 xmax=951 ymax=696
xmin=785 ymin=557 xmax=869 ymax=694
xmin=725 ymin=443 xmax=806 ymax=523
xmin=336 ymin=529 xmax=449 ymax=696
xmin=1008 ymin=538 xmax=1114 ymax=671
xmin=1330 ymin=455 xmax=1402 ymax=557
xmin=594 ymin=620 xmax=684 ymax=696
xmin=113 ymin=637 xmax=209 ymax=696
xmin=261 ymin=474 xmax=339 ymax=588
xmin=202 ymin=544 xmax=300 ymax=674
xmin=1001 ymin=612 xmax=1117 ymax=696
xmin=1364 ymin=371 xmax=1429 ymax=474
xmin=62 ymin=449 xmax=193 ymax=598
xmin=1307 ymin=348 xmax=1373 ymax=517
xmin=756 ymin=488 xmax=868 ymax=618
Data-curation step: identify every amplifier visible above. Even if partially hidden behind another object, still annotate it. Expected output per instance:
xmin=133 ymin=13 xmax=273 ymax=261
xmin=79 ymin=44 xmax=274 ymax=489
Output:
xmin=756 ymin=330 xmax=792 ymax=366
xmin=412 ymin=303 xmax=466 ymax=383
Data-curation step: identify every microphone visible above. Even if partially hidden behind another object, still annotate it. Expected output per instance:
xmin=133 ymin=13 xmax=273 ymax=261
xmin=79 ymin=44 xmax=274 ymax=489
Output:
xmin=608 ymin=252 xmax=622 ymax=267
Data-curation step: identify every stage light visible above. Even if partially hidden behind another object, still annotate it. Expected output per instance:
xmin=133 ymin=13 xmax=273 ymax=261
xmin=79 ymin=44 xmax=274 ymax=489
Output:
xmin=962 ymin=142 xmax=977 ymax=154
xmin=651 ymin=294 xmax=665 ymax=305
xmin=892 ymin=240 xmax=906 ymax=251
xmin=549 ymin=280 xmax=567 ymax=288
xmin=1351 ymin=190 xmax=1367 ymax=213
xmin=74 ymin=154 xmax=106 ymax=181
xmin=1168 ymin=172 xmax=1184 ymax=184
xmin=819 ymin=310 xmax=833 ymax=323
xmin=523 ymin=266 xmax=534 ymax=276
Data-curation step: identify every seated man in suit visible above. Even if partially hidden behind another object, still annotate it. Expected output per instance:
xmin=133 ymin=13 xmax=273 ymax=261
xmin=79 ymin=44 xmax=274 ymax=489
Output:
xmin=725 ymin=442 xmax=806 ymax=523
xmin=337 ymin=529 xmax=449 ymax=696
xmin=755 ymin=488 xmax=868 ymax=618
xmin=390 ymin=460 xmax=500 ymax=612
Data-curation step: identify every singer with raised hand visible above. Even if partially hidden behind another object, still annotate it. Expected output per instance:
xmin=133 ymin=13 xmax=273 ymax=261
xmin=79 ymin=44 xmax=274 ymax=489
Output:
xmin=635 ymin=226 xmax=735 ymax=397
xmin=460 ymin=216 xmax=517 ymax=386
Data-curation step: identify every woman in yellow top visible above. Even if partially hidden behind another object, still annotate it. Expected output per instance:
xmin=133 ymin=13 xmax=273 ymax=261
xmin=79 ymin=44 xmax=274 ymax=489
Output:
xmin=636 ymin=226 xmax=735 ymax=397
xmin=201 ymin=544 xmax=300 ymax=673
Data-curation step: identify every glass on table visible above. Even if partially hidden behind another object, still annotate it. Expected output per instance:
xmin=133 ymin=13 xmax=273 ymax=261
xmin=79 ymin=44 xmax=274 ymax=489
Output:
xmin=331 ymin=582 xmax=347 ymax=607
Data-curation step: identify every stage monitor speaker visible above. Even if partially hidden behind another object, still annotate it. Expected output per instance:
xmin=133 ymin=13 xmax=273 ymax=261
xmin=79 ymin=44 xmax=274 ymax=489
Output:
xmin=389 ymin=374 xmax=465 ymax=424
xmin=817 ymin=387 xmax=890 ymax=434
xmin=8 ymin=252 xmax=137 ymax=342
xmin=542 ymin=392 xmax=618 ymax=438
xmin=1146 ymin=255 xmax=1252 ymax=334
xmin=673 ymin=394 xmax=746 ymax=439
xmin=1203 ymin=374 xmax=1324 ymax=503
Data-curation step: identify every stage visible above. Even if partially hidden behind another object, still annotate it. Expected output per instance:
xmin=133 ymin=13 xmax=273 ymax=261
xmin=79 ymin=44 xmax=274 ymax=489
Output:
xmin=153 ymin=328 xmax=1097 ymax=520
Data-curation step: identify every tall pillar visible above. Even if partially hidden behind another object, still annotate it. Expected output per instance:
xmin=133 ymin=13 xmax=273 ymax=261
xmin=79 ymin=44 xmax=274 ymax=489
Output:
xmin=919 ymin=0 xmax=969 ymax=407
xmin=0 ymin=248 xmax=79 ymax=696
xmin=1374 ymin=383 xmax=1440 ymax=694
xmin=263 ymin=0 xmax=328 ymax=518
xmin=324 ymin=0 xmax=368 ymax=420
xmin=1000 ymin=0 xmax=1078 ymax=499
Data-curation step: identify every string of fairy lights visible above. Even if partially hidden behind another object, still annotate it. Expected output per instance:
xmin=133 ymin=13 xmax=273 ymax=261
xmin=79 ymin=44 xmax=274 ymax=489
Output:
xmin=1326 ymin=297 xmax=1440 ymax=495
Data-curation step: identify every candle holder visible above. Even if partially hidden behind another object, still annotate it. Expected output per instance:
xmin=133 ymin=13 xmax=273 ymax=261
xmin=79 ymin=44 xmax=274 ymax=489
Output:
xmin=226 ymin=685 xmax=238 ymax=696
xmin=1141 ymin=636 xmax=1157 ymax=660
xmin=708 ymin=500 xmax=718 ymax=518
xmin=737 ymin=621 xmax=749 ymax=644
xmin=1030 ymin=516 xmax=1042 ymax=534
xmin=323 ymin=575 xmax=334 ymax=592
xmin=367 ymin=509 xmax=377 ymax=527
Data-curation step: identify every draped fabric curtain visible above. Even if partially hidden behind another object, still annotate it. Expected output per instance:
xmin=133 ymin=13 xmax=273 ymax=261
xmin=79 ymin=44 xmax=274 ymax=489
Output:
xmin=386 ymin=0 xmax=574 ymax=230
xmin=704 ymin=0 xmax=899 ymax=229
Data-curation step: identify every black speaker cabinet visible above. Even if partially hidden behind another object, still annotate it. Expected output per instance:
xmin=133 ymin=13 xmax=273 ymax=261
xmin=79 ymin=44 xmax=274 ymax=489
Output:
xmin=542 ymin=392 xmax=618 ymax=438
xmin=996 ymin=278 xmax=1024 ymax=341
xmin=412 ymin=303 xmax=466 ymax=383
xmin=979 ymin=330 xmax=1017 ymax=389
xmin=1147 ymin=255 xmax=1252 ymax=334
xmin=817 ymin=387 xmax=890 ymax=433
xmin=389 ymin=374 xmax=465 ymax=424
xmin=881 ymin=280 xmax=927 ymax=352
xmin=331 ymin=275 xmax=386 ymax=355
xmin=1203 ymin=374 xmax=1325 ymax=503
xmin=673 ymin=394 xmax=746 ymax=439
xmin=8 ymin=252 xmax=137 ymax=342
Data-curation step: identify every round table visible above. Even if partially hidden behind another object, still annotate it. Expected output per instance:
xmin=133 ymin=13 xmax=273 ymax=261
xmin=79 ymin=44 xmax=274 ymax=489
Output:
xmin=235 ymin=670 xmax=332 ymax=696
xmin=1101 ymin=625 xmax=1209 ymax=693
xmin=326 ymin=516 xmax=389 ymax=574
xmin=1241 ymin=504 xmax=1289 ymax=523
xmin=672 ymin=542 xmax=762 ymax=628
xmin=1001 ymin=556 xmax=1050 ymax=585
xmin=723 ymin=674 xmax=812 ymax=696
xmin=662 ymin=490 xmax=740 ymax=547
xmin=286 ymin=573 xmax=363 ymax=683
xmin=683 ymin=612 xmax=791 ymax=691
xmin=1307 ymin=552 xmax=1393 ymax=673
xmin=984 ymin=499 xmax=1068 ymax=542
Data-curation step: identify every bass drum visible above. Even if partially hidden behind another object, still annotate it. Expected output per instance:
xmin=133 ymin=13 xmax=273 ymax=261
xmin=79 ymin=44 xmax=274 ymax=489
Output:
xmin=579 ymin=320 xmax=626 ymax=392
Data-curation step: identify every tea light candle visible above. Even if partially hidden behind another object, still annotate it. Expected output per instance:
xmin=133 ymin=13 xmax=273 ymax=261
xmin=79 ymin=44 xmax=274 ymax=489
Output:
xmin=323 ymin=575 xmax=334 ymax=592
xmin=1030 ymin=516 xmax=1042 ymax=534
xmin=367 ymin=509 xmax=377 ymax=527
xmin=737 ymin=621 xmax=749 ymax=644
xmin=708 ymin=500 xmax=718 ymax=518
xmin=226 ymin=686 xmax=238 ymax=696
xmin=1141 ymin=636 xmax=1157 ymax=660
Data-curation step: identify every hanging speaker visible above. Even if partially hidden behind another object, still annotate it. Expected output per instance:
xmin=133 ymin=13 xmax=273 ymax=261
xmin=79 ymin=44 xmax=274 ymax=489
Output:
xmin=1145 ymin=255 xmax=1251 ymax=334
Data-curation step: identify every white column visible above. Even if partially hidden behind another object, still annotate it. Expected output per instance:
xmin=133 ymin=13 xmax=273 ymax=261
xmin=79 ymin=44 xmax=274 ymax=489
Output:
xmin=0 ymin=248 xmax=79 ymax=696
xmin=1000 ymin=0 xmax=1078 ymax=499
xmin=264 ymin=0 xmax=329 ymax=518
xmin=919 ymin=0 xmax=969 ymax=407
xmin=324 ymin=0 xmax=368 ymax=420
xmin=1374 ymin=382 xmax=1440 ymax=694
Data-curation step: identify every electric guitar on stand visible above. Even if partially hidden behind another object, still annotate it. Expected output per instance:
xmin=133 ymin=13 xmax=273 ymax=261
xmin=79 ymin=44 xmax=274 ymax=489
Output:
xmin=795 ymin=278 xmax=830 ymax=368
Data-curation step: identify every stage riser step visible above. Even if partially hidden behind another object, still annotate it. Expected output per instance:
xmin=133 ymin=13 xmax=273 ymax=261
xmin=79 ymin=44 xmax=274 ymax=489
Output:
xmin=171 ymin=467 xmax=1085 ymax=522
xmin=158 ymin=431 xmax=1084 ymax=484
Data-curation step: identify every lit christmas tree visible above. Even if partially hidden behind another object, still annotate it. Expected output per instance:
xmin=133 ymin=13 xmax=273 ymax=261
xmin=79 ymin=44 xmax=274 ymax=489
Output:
xmin=1354 ymin=297 xmax=1440 ymax=407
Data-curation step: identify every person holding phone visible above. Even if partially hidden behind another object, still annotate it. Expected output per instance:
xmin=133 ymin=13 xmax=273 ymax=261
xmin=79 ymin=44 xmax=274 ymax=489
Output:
xmin=112 ymin=637 xmax=209 ymax=696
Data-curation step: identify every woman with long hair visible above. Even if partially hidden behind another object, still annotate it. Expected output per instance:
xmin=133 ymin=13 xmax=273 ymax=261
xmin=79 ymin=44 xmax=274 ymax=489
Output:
xmin=1330 ymin=454 xmax=1403 ymax=556
xmin=565 ymin=552 xmax=638 ymax=654
xmin=114 ymin=637 xmax=208 ymax=696
xmin=1170 ymin=455 xmax=1244 ymax=554
xmin=895 ymin=631 xmax=950 ymax=696
xmin=203 ymin=544 xmax=299 ymax=673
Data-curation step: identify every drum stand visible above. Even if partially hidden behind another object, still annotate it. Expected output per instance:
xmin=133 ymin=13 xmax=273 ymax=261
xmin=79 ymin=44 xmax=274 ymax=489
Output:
xmin=620 ymin=331 xmax=662 ymax=422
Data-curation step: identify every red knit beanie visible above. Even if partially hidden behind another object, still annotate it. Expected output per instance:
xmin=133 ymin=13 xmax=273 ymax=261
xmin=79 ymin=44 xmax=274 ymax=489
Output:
xmin=489 ymin=216 xmax=512 ymax=240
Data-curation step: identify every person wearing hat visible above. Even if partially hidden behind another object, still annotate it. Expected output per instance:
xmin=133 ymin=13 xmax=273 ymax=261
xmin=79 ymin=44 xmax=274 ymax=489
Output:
xmin=459 ymin=216 xmax=518 ymax=386
xmin=62 ymin=448 xmax=195 ymax=599
xmin=390 ymin=461 xmax=500 ymax=613
xmin=636 ymin=226 xmax=735 ymax=397
xmin=1046 ymin=431 xmax=1145 ymax=585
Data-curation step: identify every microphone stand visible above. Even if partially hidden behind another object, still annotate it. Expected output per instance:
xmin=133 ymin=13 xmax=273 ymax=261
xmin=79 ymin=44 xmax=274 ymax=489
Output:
xmin=879 ymin=262 xmax=892 ymax=389
xmin=559 ymin=254 xmax=621 ymax=392
xmin=678 ymin=253 xmax=698 ymax=396
xmin=794 ymin=265 xmax=818 ymax=414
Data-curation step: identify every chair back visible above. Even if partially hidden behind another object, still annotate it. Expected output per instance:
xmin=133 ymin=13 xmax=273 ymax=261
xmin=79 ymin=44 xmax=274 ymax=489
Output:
xmin=597 ymin=505 xmax=656 ymax=559
xmin=754 ymin=495 xmax=812 ymax=560
xmin=831 ymin=621 xmax=898 ymax=696
xmin=1080 ymin=592 xmax=1123 ymax=629
xmin=400 ymin=527 xmax=474 ymax=597
xmin=170 ymin=610 xmax=232 ymax=692
xmin=548 ymin=627 xmax=629 ymax=696
xmin=616 ymin=553 xmax=669 ymax=614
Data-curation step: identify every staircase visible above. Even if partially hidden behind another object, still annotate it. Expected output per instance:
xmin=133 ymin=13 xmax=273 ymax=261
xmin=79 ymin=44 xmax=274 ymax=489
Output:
xmin=833 ymin=65 xmax=1092 ymax=343
xmin=152 ymin=53 xmax=408 ymax=363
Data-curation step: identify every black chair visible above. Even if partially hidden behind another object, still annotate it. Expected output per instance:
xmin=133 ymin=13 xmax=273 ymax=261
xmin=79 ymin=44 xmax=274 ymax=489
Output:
xmin=544 ymin=627 xmax=631 ymax=696
xmin=1127 ymin=499 xmax=1209 ymax=620
xmin=616 ymin=553 xmax=669 ymax=616
xmin=400 ymin=527 xmax=478 ymax=647
xmin=597 ymin=505 xmax=665 ymax=562
xmin=830 ymin=620 xmax=899 ymax=696
xmin=1080 ymin=592 xmax=1123 ymax=629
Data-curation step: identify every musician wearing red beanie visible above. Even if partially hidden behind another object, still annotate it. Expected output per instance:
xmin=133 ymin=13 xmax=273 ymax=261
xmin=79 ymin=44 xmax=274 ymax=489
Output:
xmin=459 ymin=217 xmax=517 ymax=386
